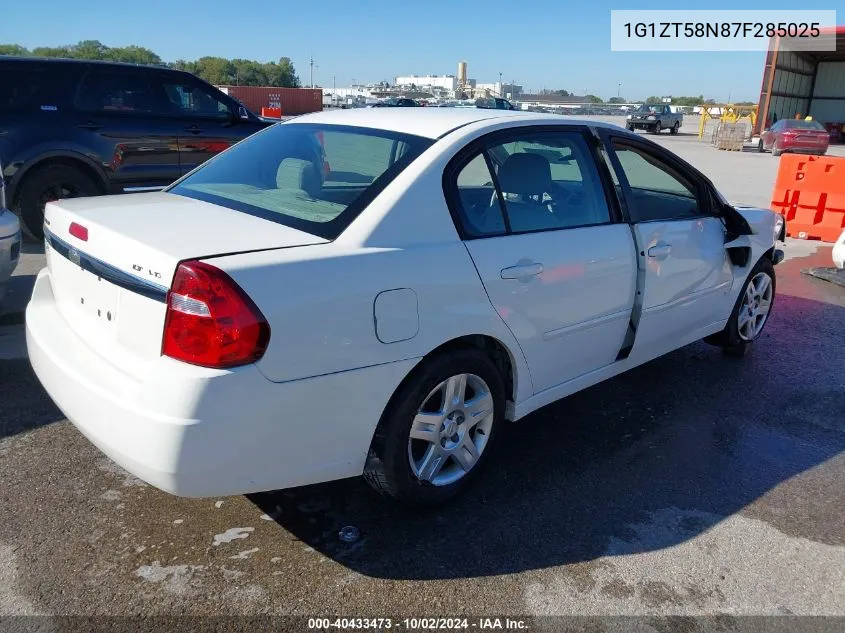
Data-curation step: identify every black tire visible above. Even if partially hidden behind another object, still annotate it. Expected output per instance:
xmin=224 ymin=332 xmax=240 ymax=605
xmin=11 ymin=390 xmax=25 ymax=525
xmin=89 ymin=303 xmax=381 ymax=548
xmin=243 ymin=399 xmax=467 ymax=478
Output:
xmin=14 ymin=164 xmax=100 ymax=240
xmin=364 ymin=348 xmax=507 ymax=506
xmin=627 ymin=124 xmax=635 ymax=132
xmin=757 ymin=138 xmax=765 ymax=153
xmin=653 ymin=121 xmax=662 ymax=134
xmin=705 ymin=257 xmax=776 ymax=357
xmin=772 ymin=145 xmax=782 ymax=157
xmin=670 ymin=122 xmax=679 ymax=135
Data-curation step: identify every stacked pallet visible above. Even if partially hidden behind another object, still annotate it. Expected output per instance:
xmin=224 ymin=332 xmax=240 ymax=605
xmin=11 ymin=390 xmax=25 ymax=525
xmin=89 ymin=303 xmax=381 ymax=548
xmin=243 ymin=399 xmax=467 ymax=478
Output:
xmin=715 ymin=122 xmax=745 ymax=151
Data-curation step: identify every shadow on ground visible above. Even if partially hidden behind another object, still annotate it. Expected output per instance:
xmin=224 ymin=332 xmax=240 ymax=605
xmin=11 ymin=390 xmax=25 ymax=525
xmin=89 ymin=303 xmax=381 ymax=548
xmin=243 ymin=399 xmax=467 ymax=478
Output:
xmin=251 ymin=250 xmax=845 ymax=580
xmin=0 ymin=359 xmax=62 ymax=440
xmin=0 ymin=274 xmax=36 ymax=320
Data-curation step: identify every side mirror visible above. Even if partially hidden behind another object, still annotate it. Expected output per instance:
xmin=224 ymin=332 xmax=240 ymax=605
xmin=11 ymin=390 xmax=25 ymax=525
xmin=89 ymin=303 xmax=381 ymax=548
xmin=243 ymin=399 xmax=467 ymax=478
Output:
xmin=238 ymin=105 xmax=249 ymax=120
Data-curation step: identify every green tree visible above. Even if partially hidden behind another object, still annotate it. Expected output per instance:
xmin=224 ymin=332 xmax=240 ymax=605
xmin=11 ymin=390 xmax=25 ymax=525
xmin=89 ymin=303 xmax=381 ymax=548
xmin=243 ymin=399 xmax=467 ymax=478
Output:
xmin=608 ymin=96 xmax=625 ymax=104
xmin=230 ymin=59 xmax=268 ymax=86
xmin=72 ymin=39 xmax=108 ymax=59
xmin=554 ymin=89 xmax=571 ymax=97
xmin=191 ymin=56 xmax=235 ymax=85
xmin=0 ymin=44 xmax=30 ymax=56
xmin=106 ymin=45 xmax=162 ymax=65
xmin=0 ymin=41 xmax=301 ymax=86
xmin=31 ymin=45 xmax=74 ymax=58
xmin=585 ymin=94 xmax=602 ymax=104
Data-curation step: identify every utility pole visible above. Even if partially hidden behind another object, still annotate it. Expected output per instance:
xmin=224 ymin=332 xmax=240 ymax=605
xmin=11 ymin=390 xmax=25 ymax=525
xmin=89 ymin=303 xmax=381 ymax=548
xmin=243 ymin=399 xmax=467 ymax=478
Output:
xmin=617 ymin=82 xmax=622 ymax=98
xmin=499 ymin=71 xmax=503 ymax=96
xmin=309 ymin=56 xmax=318 ymax=88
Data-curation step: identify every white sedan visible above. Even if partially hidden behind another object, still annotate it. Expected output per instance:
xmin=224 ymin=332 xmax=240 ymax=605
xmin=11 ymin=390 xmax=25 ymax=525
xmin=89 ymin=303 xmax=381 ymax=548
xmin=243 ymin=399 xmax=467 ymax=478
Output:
xmin=834 ymin=228 xmax=845 ymax=269
xmin=26 ymin=109 xmax=785 ymax=505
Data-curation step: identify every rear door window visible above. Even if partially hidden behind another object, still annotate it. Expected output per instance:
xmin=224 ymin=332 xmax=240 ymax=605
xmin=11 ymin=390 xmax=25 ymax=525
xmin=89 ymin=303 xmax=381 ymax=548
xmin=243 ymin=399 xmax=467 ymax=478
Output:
xmin=447 ymin=129 xmax=612 ymax=237
xmin=75 ymin=70 xmax=157 ymax=113
xmin=0 ymin=65 xmax=55 ymax=112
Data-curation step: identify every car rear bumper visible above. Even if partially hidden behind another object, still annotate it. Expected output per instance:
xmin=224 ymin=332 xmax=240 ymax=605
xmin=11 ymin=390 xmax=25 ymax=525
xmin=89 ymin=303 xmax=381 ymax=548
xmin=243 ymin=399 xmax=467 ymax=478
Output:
xmin=26 ymin=269 xmax=420 ymax=497
xmin=780 ymin=140 xmax=829 ymax=153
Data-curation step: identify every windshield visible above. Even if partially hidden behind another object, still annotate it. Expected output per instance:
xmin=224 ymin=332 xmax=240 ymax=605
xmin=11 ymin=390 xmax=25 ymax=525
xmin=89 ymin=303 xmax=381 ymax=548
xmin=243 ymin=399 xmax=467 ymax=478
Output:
xmin=169 ymin=123 xmax=433 ymax=240
xmin=783 ymin=120 xmax=826 ymax=130
xmin=636 ymin=105 xmax=659 ymax=112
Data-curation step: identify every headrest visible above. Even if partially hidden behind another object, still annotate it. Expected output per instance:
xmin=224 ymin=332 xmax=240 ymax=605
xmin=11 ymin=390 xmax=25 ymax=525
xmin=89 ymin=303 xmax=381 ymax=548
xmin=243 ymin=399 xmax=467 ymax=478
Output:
xmin=497 ymin=153 xmax=552 ymax=196
xmin=276 ymin=158 xmax=321 ymax=197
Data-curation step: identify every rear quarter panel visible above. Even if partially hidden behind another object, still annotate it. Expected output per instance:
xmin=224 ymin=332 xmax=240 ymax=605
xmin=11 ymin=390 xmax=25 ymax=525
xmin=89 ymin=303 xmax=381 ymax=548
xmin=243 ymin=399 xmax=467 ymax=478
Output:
xmin=210 ymin=243 xmax=534 ymax=404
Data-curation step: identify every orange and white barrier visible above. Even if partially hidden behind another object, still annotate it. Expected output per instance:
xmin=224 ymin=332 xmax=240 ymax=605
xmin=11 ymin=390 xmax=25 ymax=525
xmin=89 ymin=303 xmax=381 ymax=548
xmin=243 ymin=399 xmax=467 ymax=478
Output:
xmin=770 ymin=154 xmax=845 ymax=242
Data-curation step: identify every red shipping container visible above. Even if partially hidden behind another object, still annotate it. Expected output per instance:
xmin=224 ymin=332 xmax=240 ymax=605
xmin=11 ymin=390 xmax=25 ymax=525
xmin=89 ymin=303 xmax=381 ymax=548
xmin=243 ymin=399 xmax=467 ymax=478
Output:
xmin=217 ymin=86 xmax=322 ymax=115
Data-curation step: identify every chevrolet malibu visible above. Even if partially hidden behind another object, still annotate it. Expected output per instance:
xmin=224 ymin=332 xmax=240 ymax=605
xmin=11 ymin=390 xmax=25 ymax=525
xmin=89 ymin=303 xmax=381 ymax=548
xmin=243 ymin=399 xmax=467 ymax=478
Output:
xmin=26 ymin=109 xmax=785 ymax=505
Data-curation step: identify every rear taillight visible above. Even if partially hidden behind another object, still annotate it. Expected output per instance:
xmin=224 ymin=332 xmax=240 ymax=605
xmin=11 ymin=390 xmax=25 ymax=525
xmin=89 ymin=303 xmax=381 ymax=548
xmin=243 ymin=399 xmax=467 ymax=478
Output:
xmin=162 ymin=261 xmax=270 ymax=369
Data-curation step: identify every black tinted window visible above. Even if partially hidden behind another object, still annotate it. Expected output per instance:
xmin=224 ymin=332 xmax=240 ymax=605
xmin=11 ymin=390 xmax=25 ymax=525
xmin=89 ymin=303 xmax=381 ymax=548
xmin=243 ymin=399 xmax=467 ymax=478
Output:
xmin=0 ymin=66 xmax=52 ymax=112
xmin=75 ymin=71 xmax=156 ymax=113
xmin=783 ymin=119 xmax=825 ymax=131
xmin=156 ymin=77 xmax=231 ymax=118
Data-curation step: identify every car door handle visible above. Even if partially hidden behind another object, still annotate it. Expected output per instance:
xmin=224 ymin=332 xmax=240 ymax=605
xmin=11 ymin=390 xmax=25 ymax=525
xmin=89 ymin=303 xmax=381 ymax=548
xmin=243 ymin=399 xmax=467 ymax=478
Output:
xmin=78 ymin=121 xmax=102 ymax=131
xmin=501 ymin=263 xmax=544 ymax=279
xmin=647 ymin=244 xmax=672 ymax=259
xmin=184 ymin=125 xmax=203 ymax=134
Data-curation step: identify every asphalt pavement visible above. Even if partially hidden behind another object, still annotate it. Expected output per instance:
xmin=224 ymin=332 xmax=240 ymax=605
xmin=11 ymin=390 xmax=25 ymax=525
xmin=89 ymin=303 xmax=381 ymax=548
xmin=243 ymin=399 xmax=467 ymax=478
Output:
xmin=1 ymin=128 xmax=844 ymax=628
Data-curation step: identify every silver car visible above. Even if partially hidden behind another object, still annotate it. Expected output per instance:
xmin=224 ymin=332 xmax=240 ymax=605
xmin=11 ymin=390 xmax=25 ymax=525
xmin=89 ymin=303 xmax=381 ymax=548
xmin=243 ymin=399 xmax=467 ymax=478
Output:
xmin=0 ymin=163 xmax=22 ymax=307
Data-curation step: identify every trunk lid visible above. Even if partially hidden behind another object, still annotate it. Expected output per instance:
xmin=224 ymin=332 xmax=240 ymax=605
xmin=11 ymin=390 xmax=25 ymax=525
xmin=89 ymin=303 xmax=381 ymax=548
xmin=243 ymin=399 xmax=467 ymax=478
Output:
xmin=43 ymin=192 xmax=326 ymax=378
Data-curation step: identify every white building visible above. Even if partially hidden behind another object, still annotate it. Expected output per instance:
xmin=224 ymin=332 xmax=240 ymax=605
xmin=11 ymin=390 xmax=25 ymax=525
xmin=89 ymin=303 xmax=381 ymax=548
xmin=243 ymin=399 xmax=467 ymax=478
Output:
xmin=394 ymin=75 xmax=459 ymax=91
xmin=321 ymin=85 xmax=378 ymax=106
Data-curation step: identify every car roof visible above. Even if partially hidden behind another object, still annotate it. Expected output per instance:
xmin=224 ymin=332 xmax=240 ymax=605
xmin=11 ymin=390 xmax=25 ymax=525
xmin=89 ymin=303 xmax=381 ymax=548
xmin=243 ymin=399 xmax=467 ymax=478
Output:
xmin=285 ymin=107 xmax=622 ymax=140
xmin=0 ymin=56 xmax=180 ymax=72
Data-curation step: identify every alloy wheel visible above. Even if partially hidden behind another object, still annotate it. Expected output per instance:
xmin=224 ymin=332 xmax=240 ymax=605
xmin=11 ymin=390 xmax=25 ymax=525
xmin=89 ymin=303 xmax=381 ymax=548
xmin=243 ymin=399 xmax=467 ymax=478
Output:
xmin=407 ymin=373 xmax=495 ymax=486
xmin=738 ymin=272 xmax=773 ymax=341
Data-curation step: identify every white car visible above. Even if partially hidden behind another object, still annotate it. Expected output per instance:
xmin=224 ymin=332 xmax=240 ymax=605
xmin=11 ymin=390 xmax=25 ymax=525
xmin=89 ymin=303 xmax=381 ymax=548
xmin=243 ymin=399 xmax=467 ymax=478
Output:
xmin=26 ymin=109 xmax=785 ymax=505
xmin=834 ymin=228 xmax=845 ymax=269
xmin=0 ymin=167 xmax=22 ymax=306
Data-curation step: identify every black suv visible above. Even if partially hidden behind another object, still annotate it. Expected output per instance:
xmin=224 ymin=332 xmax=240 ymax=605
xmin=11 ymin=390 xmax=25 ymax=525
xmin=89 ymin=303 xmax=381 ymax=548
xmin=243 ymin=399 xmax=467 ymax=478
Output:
xmin=0 ymin=57 xmax=271 ymax=238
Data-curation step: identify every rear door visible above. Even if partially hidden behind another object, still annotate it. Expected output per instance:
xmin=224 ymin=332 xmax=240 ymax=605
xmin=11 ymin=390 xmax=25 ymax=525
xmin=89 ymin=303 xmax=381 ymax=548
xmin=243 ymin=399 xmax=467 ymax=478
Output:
xmin=601 ymin=133 xmax=733 ymax=357
xmin=152 ymin=73 xmax=258 ymax=175
xmin=446 ymin=126 xmax=637 ymax=394
xmin=72 ymin=66 xmax=182 ymax=192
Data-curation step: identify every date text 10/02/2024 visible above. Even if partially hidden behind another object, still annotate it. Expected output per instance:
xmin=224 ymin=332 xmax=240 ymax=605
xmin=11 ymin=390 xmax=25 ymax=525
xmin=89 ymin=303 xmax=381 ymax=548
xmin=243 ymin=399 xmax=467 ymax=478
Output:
xmin=307 ymin=618 xmax=529 ymax=630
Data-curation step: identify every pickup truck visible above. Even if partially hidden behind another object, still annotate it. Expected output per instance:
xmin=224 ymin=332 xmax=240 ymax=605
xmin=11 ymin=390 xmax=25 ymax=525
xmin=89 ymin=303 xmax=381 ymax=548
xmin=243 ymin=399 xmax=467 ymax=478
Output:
xmin=627 ymin=104 xmax=683 ymax=134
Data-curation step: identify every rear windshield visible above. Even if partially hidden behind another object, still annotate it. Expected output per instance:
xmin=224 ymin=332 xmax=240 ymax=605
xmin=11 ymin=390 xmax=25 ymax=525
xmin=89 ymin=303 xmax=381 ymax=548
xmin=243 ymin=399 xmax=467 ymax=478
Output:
xmin=783 ymin=120 xmax=825 ymax=130
xmin=169 ymin=123 xmax=433 ymax=240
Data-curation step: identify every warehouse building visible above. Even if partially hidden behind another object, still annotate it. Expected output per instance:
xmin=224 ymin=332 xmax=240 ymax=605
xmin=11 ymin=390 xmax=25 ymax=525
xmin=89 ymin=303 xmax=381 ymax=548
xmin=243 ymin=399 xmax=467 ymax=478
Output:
xmin=755 ymin=26 xmax=845 ymax=136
